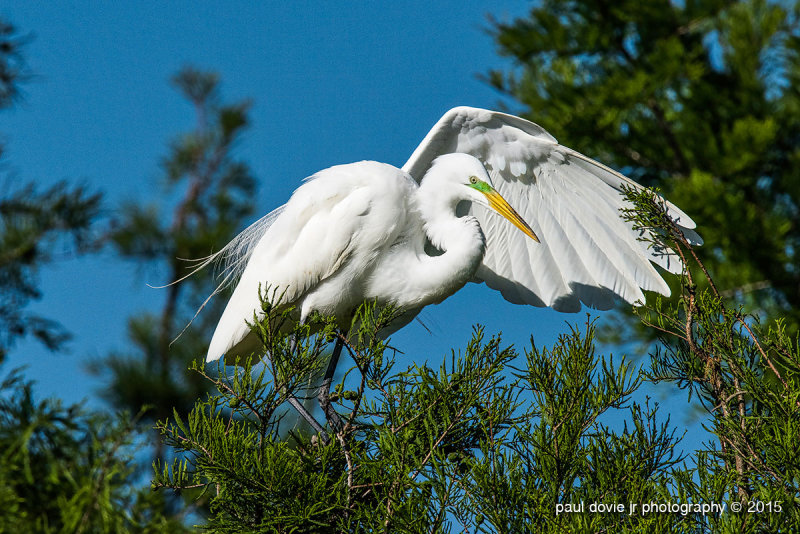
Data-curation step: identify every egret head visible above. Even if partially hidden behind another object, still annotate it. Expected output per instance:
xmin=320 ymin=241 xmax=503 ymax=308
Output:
xmin=430 ymin=153 xmax=539 ymax=242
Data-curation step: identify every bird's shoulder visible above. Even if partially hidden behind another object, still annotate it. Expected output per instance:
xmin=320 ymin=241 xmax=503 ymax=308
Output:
xmin=250 ymin=161 xmax=417 ymax=272
xmin=287 ymin=161 xmax=416 ymax=218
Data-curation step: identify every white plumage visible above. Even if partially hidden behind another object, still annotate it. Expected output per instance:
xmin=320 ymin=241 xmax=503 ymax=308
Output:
xmin=201 ymin=107 xmax=699 ymax=362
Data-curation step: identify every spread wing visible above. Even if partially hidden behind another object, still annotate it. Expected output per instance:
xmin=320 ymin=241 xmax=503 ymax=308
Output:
xmin=402 ymin=106 xmax=701 ymax=312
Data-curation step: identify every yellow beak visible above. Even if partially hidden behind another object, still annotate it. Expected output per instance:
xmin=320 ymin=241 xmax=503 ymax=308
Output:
xmin=485 ymin=190 xmax=540 ymax=242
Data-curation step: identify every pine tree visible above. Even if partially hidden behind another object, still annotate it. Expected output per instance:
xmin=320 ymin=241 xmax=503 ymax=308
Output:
xmin=623 ymin=186 xmax=800 ymax=531
xmin=0 ymin=370 xmax=189 ymax=533
xmin=0 ymin=20 xmax=101 ymax=362
xmin=92 ymin=67 xmax=257 ymax=460
xmin=0 ymin=17 xmax=191 ymax=531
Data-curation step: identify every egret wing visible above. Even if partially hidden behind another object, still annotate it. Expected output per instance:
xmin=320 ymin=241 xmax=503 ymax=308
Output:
xmin=402 ymin=106 xmax=699 ymax=311
xmin=206 ymin=168 xmax=373 ymax=361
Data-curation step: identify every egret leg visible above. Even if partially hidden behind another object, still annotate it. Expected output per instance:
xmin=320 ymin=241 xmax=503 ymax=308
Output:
xmin=317 ymin=336 xmax=344 ymax=431
xmin=286 ymin=396 xmax=327 ymax=437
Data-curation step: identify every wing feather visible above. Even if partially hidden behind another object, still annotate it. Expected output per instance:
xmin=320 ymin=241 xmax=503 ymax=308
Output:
xmin=402 ymin=107 xmax=698 ymax=311
xmin=206 ymin=166 xmax=376 ymax=361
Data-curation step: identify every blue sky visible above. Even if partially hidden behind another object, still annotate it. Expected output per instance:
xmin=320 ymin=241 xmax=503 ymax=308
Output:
xmin=2 ymin=2 xmax=707 ymax=453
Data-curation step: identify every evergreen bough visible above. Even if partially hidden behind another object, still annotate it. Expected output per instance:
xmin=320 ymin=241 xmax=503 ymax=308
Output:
xmin=155 ymin=189 xmax=800 ymax=532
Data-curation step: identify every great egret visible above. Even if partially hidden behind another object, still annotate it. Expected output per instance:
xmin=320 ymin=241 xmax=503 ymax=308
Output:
xmin=197 ymin=106 xmax=699 ymax=366
xmin=183 ymin=106 xmax=700 ymax=436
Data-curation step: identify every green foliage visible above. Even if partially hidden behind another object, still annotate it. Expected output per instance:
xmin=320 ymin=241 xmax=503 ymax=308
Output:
xmin=623 ymin=186 xmax=800 ymax=531
xmin=155 ymin=299 xmax=688 ymax=532
xmin=468 ymin=326 xmax=685 ymax=532
xmin=0 ymin=181 xmax=102 ymax=361
xmin=155 ymin=187 xmax=800 ymax=531
xmin=0 ymin=16 xmax=102 ymax=362
xmin=0 ymin=20 xmax=193 ymax=530
xmin=0 ymin=19 xmax=29 ymax=110
xmin=0 ymin=369 xmax=191 ymax=533
xmin=490 ymin=0 xmax=800 ymax=333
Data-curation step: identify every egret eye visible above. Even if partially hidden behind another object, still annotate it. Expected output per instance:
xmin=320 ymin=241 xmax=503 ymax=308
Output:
xmin=469 ymin=176 xmax=478 ymax=184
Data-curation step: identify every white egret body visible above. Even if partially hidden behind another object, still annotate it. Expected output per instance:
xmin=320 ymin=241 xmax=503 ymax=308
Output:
xmin=202 ymin=107 xmax=699 ymax=362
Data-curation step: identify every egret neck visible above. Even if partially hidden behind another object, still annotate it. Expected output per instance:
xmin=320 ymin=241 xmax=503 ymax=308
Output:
xmin=407 ymin=174 xmax=486 ymax=308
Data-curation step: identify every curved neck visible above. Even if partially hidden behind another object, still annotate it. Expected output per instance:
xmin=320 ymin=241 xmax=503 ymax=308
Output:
xmin=402 ymin=182 xmax=486 ymax=308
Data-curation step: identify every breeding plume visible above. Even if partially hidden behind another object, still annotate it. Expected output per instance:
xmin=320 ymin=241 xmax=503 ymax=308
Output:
xmin=199 ymin=107 xmax=700 ymax=363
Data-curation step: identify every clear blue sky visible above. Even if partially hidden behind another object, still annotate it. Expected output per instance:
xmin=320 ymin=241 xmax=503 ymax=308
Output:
xmin=2 ymin=2 xmax=706 ymax=453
